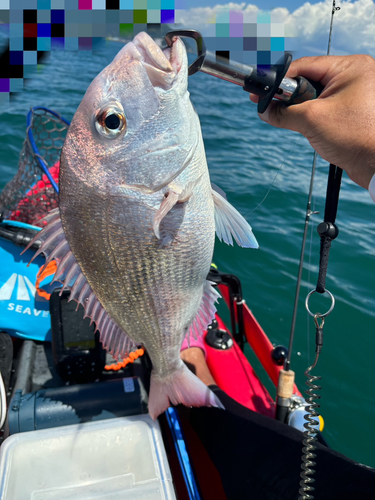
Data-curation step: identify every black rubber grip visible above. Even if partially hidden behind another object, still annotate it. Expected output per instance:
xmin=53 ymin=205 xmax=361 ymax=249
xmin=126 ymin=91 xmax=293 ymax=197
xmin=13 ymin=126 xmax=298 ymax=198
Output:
xmin=288 ymin=77 xmax=324 ymax=105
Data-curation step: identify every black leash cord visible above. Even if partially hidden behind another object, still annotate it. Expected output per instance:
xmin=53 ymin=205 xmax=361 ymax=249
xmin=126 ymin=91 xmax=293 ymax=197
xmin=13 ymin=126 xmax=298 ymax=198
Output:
xmin=316 ymin=164 xmax=342 ymax=293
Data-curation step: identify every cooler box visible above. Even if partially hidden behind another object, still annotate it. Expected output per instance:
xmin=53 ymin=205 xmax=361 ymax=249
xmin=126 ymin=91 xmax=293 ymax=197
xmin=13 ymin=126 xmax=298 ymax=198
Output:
xmin=0 ymin=415 xmax=176 ymax=500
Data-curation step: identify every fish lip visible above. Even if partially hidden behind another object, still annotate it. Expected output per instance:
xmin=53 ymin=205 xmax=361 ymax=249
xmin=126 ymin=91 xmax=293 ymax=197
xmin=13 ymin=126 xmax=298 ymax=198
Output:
xmin=133 ymin=34 xmax=183 ymax=90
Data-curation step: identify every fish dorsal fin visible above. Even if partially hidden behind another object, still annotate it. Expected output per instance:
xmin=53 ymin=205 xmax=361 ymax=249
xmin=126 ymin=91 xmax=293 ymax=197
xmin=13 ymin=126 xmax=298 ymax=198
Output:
xmin=186 ymin=280 xmax=221 ymax=346
xmin=211 ymin=185 xmax=259 ymax=248
xmin=23 ymin=208 xmax=137 ymax=360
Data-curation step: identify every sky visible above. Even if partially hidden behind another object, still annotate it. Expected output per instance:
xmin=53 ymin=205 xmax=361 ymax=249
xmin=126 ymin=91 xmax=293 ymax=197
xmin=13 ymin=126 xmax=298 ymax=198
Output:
xmin=175 ymin=0 xmax=375 ymax=57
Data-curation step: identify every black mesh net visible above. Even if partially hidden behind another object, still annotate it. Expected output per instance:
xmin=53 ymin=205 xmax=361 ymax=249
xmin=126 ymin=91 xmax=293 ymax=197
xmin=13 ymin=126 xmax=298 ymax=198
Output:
xmin=0 ymin=107 xmax=69 ymax=226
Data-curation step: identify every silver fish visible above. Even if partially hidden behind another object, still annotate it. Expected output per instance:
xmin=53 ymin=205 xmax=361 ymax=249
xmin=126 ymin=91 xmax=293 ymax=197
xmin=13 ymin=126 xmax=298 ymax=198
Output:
xmin=26 ymin=32 xmax=258 ymax=419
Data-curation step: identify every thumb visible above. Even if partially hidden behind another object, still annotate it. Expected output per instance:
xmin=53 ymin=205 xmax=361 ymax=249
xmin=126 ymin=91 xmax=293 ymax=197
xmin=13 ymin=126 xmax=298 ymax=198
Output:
xmin=259 ymin=99 xmax=317 ymax=136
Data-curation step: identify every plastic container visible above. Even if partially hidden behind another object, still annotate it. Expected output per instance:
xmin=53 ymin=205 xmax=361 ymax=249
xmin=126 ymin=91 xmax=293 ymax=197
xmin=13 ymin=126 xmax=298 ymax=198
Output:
xmin=0 ymin=415 xmax=176 ymax=500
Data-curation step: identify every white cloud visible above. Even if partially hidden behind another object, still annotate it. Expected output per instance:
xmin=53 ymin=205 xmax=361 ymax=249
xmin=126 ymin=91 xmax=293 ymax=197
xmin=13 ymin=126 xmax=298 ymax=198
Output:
xmin=175 ymin=0 xmax=375 ymax=56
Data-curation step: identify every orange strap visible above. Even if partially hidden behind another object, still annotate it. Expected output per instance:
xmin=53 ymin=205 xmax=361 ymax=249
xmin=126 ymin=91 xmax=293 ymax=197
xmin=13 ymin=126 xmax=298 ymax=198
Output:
xmin=35 ymin=260 xmax=57 ymax=300
xmin=105 ymin=348 xmax=145 ymax=371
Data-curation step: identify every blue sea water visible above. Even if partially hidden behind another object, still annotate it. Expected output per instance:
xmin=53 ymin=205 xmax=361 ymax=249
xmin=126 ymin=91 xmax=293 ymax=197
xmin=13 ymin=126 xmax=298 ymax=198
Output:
xmin=0 ymin=39 xmax=374 ymax=469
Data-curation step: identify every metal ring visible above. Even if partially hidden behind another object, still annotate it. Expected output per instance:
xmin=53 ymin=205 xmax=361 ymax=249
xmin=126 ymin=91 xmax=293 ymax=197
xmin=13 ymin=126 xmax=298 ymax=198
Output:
xmin=305 ymin=289 xmax=335 ymax=318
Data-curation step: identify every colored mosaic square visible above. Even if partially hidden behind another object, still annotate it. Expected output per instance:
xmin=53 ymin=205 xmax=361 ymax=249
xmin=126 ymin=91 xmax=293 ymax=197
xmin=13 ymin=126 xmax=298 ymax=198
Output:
xmin=257 ymin=37 xmax=271 ymax=51
xmin=230 ymin=23 xmax=243 ymax=38
xmin=120 ymin=0 xmax=133 ymax=8
xmin=271 ymin=37 xmax=284 ymax=51
xmin=79 ymin=0 xmax=92 ymax=8
xmin=79 ymin=37 xmax=92 ymax=49
xmin=51 ymin=9 xmax=64 ymax=23
xmin=133 ymin=9 xmax=146 ymax=23
xmin=92 ymin=22 xmax=106 ymax=36
xmin=243 ymin=37 xmax=256 ymax=51
xmin=92 ymin=0 xmax=105 ymax=8
xmin=120 ymin=23 xmax=134 ymax=36
xmin=161 ymin=9 xmax=173 ymax=23
xmin=37 ymin=37 xmax=51 ymax=51
xmin=65 ymin=0 xmax=79 ymax=8
xmin=23 ymin=10 xmax=37 ymax=23
xmin=216 ymin=10 xmax=229 ymax=24
xmin=9 ymin=36 xmax=22 ymax=51
xmin=257 ymin=50 xmax=270 ymax=66
xmin=257 ymin=12 xmax=271 ymax=24
xmin=23 ymin=51 xmax=38 ymax=65
xmin=24 ymin=37 xmax=37 ymax=51
xmin=106 ymin=9 xmax=120 ymax=22
xmin=243 ymin=23 xmax=256 ymax=37
xmin=147 ymin=9 xmax=160 ymax=24
xmin=24 ymin=23 xmax=38 ymax=37
xmin=37 ymin=23 xmax=51 ymax=37
xmin=216 ymin=23 xmax=229 ymax=38
xmin=9 ymin=50 xmax=23 ymax=65
xmin=160 ymin=0 xmax=173 ymax=10
xmin=0 ymin=79 xmax=10 ymax=92
xmin=51 ymin=23 xmax=64 ymax=37
xmin=10 ymin=23 xmax=23 ymax=37
xmin=10 ymin=8 xmax=23 ymax=22
xmin=106 ymin=0 xmax=119 ymax=8
xmin=9 ymin=78 xmax=23 ymax=92
xmin=64 ymin=37 xmax=79 ymax=50
xmin=37 ymin=0 xmax=51 ymax=9
xmin=135 ymin=0 xmax=147 ymax=8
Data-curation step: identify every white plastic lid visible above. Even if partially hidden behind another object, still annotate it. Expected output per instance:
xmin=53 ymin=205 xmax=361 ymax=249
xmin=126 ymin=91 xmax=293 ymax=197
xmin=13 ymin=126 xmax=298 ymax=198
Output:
xmin=0 ymin=415 xmax=176 ymax=500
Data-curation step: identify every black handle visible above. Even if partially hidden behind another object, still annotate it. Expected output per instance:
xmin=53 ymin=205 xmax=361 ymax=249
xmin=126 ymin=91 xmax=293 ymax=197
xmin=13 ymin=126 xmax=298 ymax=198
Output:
xmin=288 ymin=77 xmax=324 ymax=105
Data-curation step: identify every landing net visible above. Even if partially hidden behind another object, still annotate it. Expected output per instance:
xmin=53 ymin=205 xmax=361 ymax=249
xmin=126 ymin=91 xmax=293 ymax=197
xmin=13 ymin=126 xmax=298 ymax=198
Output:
xmin=0 ymin=107 xmax=69 ymax=226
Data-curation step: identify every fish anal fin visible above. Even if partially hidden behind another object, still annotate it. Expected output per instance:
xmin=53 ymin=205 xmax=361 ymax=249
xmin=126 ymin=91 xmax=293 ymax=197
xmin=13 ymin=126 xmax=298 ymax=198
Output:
xmin=186 ymin=280 xmax=220 ymax=343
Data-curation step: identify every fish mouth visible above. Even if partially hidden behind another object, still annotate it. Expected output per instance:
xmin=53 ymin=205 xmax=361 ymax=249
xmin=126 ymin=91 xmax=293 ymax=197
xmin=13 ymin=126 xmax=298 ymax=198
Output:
xmin=133 ymin=32 xmax=184 ymax=90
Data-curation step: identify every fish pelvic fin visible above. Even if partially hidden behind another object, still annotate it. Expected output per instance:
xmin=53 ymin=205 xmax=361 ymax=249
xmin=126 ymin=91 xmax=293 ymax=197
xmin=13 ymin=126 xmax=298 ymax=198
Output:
xmin=211 ymin=184 xmax=259 ymax=248
xmin=23 ymin=208 xmax=137 ymax=361
xmin=186 ymin=280 xmax=220 ymax=345
xmin=148 ymin=363 xmax=225 ymax=420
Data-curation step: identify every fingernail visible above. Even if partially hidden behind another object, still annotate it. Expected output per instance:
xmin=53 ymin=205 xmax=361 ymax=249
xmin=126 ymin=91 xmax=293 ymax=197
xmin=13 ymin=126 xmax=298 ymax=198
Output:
xmin=259 ymin=107 xmax=270 ymax=122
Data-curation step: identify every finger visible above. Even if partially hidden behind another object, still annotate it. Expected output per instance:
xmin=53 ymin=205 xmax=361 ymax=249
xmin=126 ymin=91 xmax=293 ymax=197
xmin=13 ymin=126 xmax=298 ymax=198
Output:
xmin=285 ymin=55 xmax=345 ymax=86
xmin=249 ymin=94 xmax=259 ymax=103
xmin=258 ymin=99 xmax=320 ymax=136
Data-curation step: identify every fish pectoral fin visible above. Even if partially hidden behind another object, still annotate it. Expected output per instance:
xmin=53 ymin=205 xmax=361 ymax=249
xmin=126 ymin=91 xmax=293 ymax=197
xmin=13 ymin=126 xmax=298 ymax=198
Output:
xmin=153 ymin=176 xmax=203 ymax=240
xmin=211 ymin=186 xmax=259 ymax=248
xmin=22 ymin=208 xmax=137 ymax=361
xmin=186 ymin=280 xmax=221 ymax=345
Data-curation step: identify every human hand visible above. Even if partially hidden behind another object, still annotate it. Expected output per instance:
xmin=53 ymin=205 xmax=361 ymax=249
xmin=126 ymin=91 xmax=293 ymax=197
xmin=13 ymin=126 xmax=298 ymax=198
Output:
xmin=250 ymin=55 xmax=375 ymax=190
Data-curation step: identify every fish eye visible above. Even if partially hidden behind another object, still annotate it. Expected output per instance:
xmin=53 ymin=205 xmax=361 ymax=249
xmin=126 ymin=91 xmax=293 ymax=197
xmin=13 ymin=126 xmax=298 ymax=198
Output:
xmin=95 ymin=104 xmax=127 ymax=138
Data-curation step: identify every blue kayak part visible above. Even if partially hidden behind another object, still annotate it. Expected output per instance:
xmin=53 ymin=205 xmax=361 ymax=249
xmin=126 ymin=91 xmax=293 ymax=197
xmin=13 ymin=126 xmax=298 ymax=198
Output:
xmin=166 ymin=407 xmax=202 ymax=500
xmin=0 ymin=231 xmax=59 ymax=342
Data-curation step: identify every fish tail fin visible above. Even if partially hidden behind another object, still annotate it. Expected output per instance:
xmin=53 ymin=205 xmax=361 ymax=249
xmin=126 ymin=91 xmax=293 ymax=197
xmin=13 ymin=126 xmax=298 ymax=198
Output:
xmin=148 ymin=364 xmax=225 ymax=420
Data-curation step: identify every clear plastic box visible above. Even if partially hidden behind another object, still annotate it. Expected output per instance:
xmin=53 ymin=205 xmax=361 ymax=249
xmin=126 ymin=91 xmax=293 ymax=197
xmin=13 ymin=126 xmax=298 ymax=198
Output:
xmin=0 ymin=415 xmax=176 ymax=500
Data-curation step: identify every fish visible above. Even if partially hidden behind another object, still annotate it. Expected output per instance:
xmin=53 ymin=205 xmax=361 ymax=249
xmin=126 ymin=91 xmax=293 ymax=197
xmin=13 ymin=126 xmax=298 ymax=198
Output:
xmin=24 ymin=32 xmax=258 ymax=419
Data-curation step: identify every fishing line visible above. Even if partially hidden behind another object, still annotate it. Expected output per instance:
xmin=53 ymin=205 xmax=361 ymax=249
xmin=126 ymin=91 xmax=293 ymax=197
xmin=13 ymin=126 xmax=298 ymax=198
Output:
xmin=306 ymin=195 xmax=317 ymax=366
xmin=249 ymin=136 xmax=302 ymax=214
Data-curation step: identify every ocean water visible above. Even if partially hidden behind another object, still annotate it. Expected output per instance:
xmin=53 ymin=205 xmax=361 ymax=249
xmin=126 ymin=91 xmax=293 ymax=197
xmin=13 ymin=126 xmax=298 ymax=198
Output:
xmin=0 ymin=39 xmax=374 ymax=469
